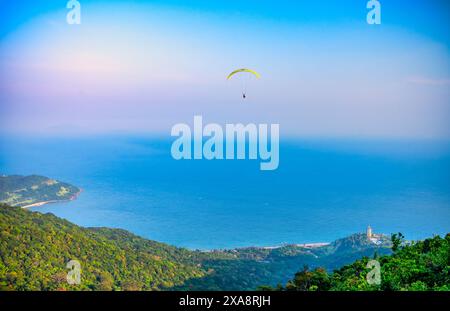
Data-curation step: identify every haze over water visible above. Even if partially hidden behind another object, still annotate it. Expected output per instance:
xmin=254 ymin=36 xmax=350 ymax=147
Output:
xmin=1 ymin=135 xmax=449 ymax=249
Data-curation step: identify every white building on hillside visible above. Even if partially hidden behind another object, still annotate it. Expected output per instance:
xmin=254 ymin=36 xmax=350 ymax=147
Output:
xmin=367 ymin=225 xmax=383 ymax=245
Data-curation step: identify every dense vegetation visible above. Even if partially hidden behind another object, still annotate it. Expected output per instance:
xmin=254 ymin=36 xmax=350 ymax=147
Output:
xmin=0 ymin=204 xmax=206 ymax=290
xmin=266 ymin=233 xmax=450 ymax=291
xmin=0 ymin=175 xmax=80 ymax=207
xmin=175 ymin=235 xmax=392 ymax=290
xmin=0 ymin=204 xmax=392 ymax=291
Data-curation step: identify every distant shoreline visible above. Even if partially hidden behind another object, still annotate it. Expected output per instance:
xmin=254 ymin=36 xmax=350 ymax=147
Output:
xmin=259 ymin=242 xmax=330 ymax=250
xmin=21 ymin=189 xmax=82 ymax=209
xmin=200 ymin=242 xmax=331 ymax=253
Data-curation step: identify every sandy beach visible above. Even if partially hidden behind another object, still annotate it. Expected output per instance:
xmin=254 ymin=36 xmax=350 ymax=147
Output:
xmin=21 ymin=189 xmax=82 ymax=209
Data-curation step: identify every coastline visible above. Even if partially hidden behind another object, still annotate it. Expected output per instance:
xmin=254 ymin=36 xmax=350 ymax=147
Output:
xmin=201 ymin=242 xmax=331 ymax=253
xmin=16 ymin=188 xmax=334 ymax=251
xmin=259 ymin=242 xmax=330 ymax=250
xmin=21 ymin=189 xmax=82 ymax=209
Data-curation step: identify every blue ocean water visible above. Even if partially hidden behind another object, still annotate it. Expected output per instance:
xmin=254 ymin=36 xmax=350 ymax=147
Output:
xmin=1 ymin=135 xmax=449 ymax=249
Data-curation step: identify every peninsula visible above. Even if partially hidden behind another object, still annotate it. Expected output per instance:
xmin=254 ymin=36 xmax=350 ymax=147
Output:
xmin=0 ymin=174 xmax=81 ymax=208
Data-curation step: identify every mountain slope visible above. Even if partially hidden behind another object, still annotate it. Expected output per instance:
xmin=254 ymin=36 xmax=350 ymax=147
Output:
xmin=0 ymin=203 xmax=392 ymax=291
xmin=0 ymin=204 xmax=205 ymax=290
xmin=174 ymin=235 xmax=392 ymax=290
xmin=277 ymin=234 xmax=450 ymax=291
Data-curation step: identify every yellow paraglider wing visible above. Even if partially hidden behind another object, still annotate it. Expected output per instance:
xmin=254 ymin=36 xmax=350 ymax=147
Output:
xmin=227 ymin=68 xmax=261 ymax=80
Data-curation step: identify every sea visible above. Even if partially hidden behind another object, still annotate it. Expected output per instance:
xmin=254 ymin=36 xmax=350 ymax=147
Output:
xmin=1 ymin=135 xmax=449 ymax=249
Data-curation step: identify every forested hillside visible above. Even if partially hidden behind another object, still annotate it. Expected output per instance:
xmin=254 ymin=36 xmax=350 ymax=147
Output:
xmin=174 ymin=234 xmax=392 ymax=290
xmin=0 ymin=204 xmax=205 ymax=290
xmin=0 ymin=204 xmax=393 ymax=291
xmin=271 ymin=234 xmax=450 ymax=291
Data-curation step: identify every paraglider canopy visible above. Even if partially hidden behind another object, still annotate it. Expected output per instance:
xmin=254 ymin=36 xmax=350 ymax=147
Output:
xmin=227 ymin=68 xmax=261 ymax=80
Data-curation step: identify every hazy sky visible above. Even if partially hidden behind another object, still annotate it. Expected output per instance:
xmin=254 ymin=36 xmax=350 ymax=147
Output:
xmin=0 ymin=0 xmax=449 ymax=138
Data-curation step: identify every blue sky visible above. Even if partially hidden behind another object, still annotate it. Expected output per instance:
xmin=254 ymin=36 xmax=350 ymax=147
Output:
xmin=0 ymin=0 xmax=449 ymax=138
xmin=1 ymin=0 xmax=448 ymax=41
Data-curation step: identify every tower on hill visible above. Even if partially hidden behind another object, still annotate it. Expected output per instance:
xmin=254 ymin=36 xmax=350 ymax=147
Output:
xmin=367 ymin=225 xmax=373 ymax=239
